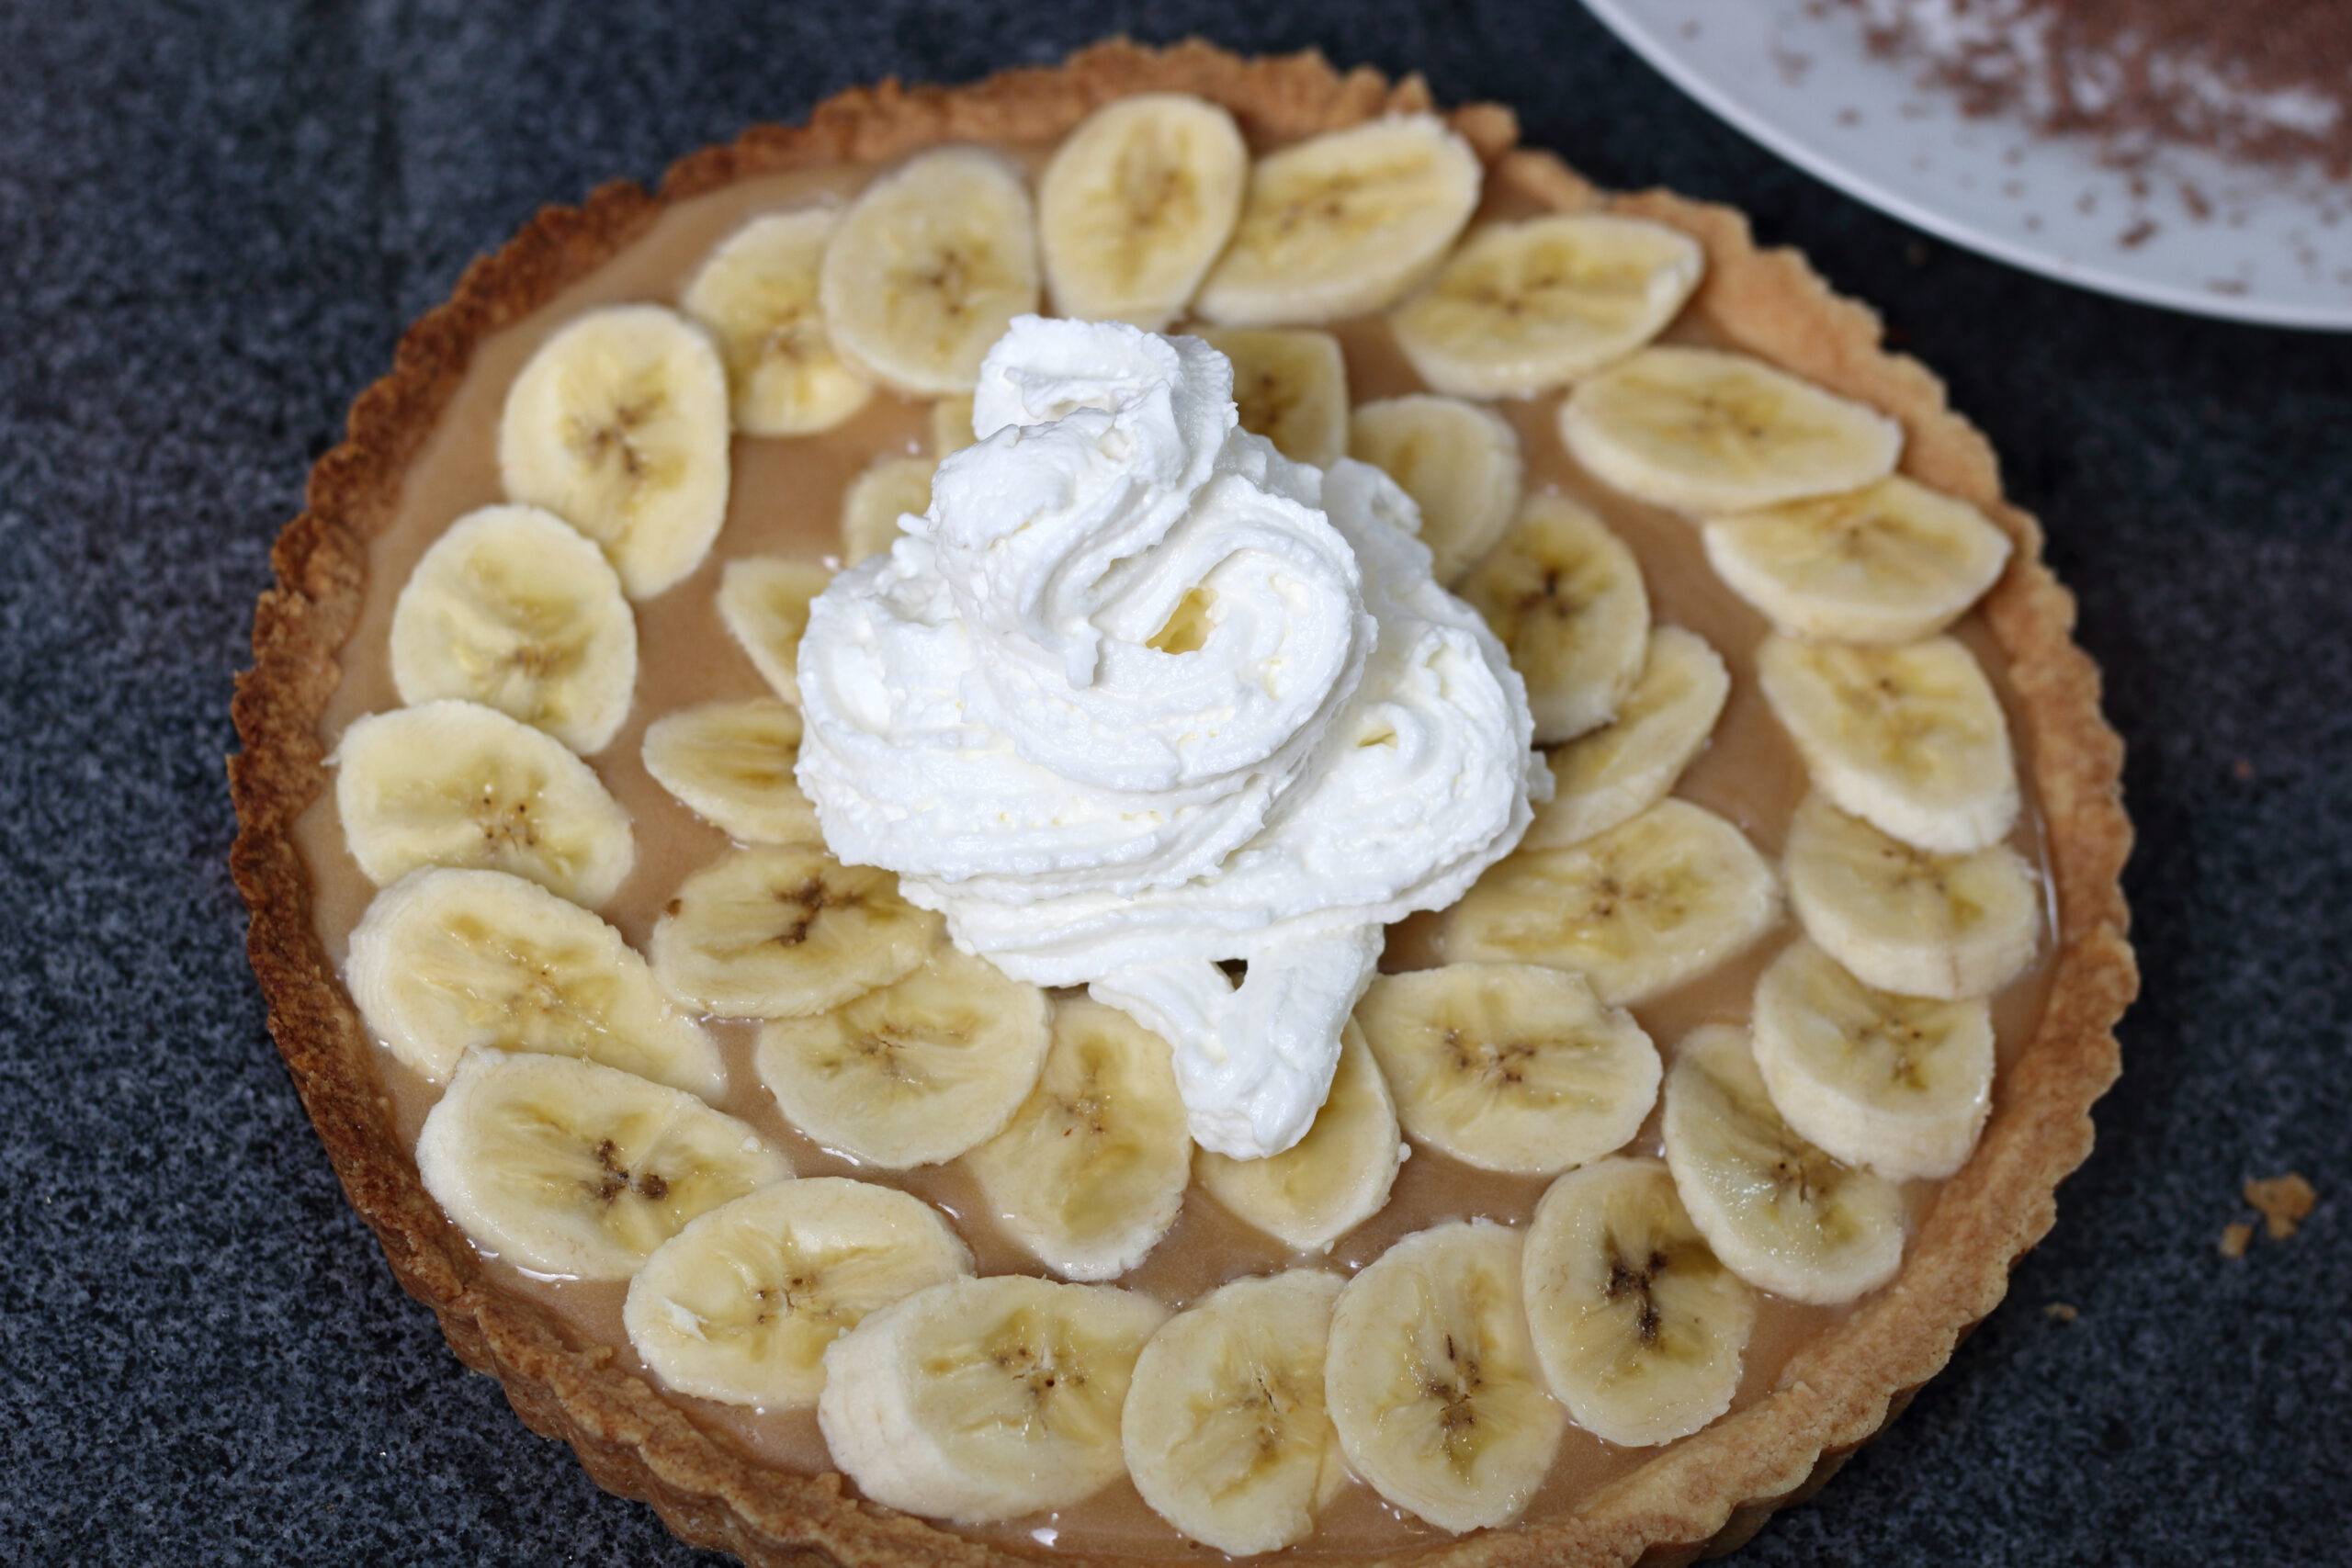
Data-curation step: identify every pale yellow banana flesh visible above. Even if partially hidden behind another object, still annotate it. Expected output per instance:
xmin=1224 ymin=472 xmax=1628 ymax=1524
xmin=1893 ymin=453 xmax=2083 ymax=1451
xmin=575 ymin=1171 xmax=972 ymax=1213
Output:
xmin=929 ymin=393 xmax=977 ymax=457
xmin=622 ymin=1177 xmax=971 ymax=1407
xmin=718 ymin=556 xmax=833 ymax=705
xmin=1460 ymin=491 xmax=1650 ymax=744
xmin=639 ymin=695 xmax=822 ymax=848
xmin=1442 ymin=798 xmax=1781 ymax=1006
xmin=1702 ymin=477 xmax=2013 ymax=644
xmin=496 ymin=303 xmax=731 ymax=600
xmin=1347 ymin=393 xmax=1523 ymax=583
xmin=1354 ymin=963 xmax=1660 ymax=1176
xmin=388 ymin=503 xmax=638 ymax=756
xmin=1389 ymin=213 xmax=1704 ymax=398
xmin=838 ymin=454 xmax=935 ymax=566
xmin=1758 ymin=633 xmax=2020 ymax=855
xmin=649 ymin=843 xmax=943 ymax=1019
xmin=1122 ymin=1269 xmax=1346 ymax=1554
xmin=414 ymin=1048 xmax=791 ymax=1280
xmin=1324 ymin=1221 xmax=1565 ymax=1533
xmin=1782 ymin=792 xmax=2041 ymax=1001
xmin=1193 ymin=1021 xmax=1400 ymax=1252
xmin=1660 ymin=1024 xmax=1905 ymax=1304
xmin=682 ymin=207 xmax=875 ymax=436
xmin=333 ymin=699 xmax=636 ymax=908
xmin=1524 ymin=625 xmax=1730 ymax=852
xmin=1750 ymin=939 xmax=1994 ymax=1180
xmin=1038 ymin=92 xmax=1248 ymax=330
xmin=1521 ymin=1156 xmax=1754 ymax=1447
xmin=755 ymin=945 xmax=1051 ymax=1169
xmin=1560 ymin=345 xmax=1902 ymax=516
xmin=1196 ymin=326 xmax=1349 ymax=468
xmin=961 ymin=998 xmax=1193 ymax=1280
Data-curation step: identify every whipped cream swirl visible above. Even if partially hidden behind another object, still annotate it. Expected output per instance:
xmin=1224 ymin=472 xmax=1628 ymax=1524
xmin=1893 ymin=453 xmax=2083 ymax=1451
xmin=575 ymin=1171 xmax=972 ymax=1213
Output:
xmin=796 ymin=317 xmax=1544 ymax=1157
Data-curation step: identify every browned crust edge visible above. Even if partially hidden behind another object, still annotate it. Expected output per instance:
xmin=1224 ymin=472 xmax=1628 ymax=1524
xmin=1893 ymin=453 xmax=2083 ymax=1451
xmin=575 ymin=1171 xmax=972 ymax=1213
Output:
xmin=227 ymin=37 xmax=2136 ymax=1568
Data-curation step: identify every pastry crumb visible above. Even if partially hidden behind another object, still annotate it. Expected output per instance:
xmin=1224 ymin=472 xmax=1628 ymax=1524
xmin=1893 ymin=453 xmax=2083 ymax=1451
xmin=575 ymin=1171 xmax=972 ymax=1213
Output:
xmin=2218 ymin=1222 xmax=2255 ymax=1259
xmin=2042 ymin=1302 xmax=2078 ymax=1323
xmin=2245 ymin=1173 xmax=2316 ymax=1240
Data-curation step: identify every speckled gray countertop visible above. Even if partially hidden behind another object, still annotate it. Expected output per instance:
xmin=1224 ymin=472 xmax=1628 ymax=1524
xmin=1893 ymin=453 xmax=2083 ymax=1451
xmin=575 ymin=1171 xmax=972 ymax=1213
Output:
xmin=2 ymin=2 xmax=2346 ymax=1563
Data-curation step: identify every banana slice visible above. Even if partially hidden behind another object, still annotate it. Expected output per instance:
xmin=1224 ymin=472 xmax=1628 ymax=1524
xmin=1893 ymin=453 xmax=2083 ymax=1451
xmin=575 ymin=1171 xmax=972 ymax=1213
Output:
xmin=930 ymin=393 xmax=977 ymax=457
xmin=1702 ymin=477 xmax=2014 ymax=644
xmin=1459 ymin=492 xmax=1650 ymax=744
xmin=1523 ymin=626 xmax=1730 ymax=852
xmin=415 ymin=1048 xmax=791 ymax=1280
xmin=1196 ymin=327 xmax=1349 ymax=468
xmin=346 ymin=867 xmax=721 ymax=1097
xmin=1347 ymin=394 xmax=1523 ymax=583
xmin=1354 ymin=964 xmax=1659 ymax=1176
xmin=1660 ymin=1024 xmax=1905 ymax=1304
xmin=819 ymin=1275 xmax=1168 ymax=1524
xmin=333 ymin=699 xmax=634 ymax=908
xmin=623 ymin=1177 xmax=971 ymax=1407
xmin=838 ymin=454 xmax=935 ymax=566
xmin=680 ymin=208 xmax=875 ymax=437
xmin=498 ymin=303 xmax=730 ymax=600
xmin=1193 ymin=1022 xmax=1401 ymax=1253
xmin=756 ymin=945 xmax=1051 ymax=1168
xmin=649 ymin=843 xmax=942 ymax=1019
xmin=1325 ymin=1220 xmax=1564 ymax=1533
xmin=1388 ymin=214 xmax=1705 ymax=398
xmin=639 ymin=695 xmax=822 ymax=847
xmin=1442 ymin=799 xmax=1781 ymax=1006
xmin=1521 ymin=1156 xmax=1755 ymax=1447
xmin=1758 ymin=633 xmax=2019 ymax=855
xmin=1123 ymin=1269 xmax=1347 ymax=1554
xmin=1195 ymin=115 xmax=1482 ymax=326
xmin=962 ymin=998 xmax=1193 ymax=1280
xmin=1783 ymin=792 xmax=2041 ymax=1001
xmin=717 ymin=556 xmax=833 ymax=705
xmin=817 ymin=147 xmax=1039 ymax=395
xmin=1559 ymin=346 xmax=1903 ymax=516
xmin=388 ymin=503 xmax=637 ymax=755
xmin=1750 ymin=939 xmax=1995 ymax=1180
xmin=1037 ymin=92 xmax=1248 ymax=329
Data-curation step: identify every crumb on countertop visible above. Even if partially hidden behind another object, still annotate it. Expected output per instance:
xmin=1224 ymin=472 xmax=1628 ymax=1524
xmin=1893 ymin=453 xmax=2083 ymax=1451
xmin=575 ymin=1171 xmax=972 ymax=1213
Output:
xmin=2245 ymin=1173 xmax=2317 ymax=1239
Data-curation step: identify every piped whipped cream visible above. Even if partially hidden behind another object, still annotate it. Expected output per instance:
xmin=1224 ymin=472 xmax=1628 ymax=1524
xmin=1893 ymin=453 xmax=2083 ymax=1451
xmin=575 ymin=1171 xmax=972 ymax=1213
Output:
xmin=795 ymin=317 xmax=1544 ymax=1158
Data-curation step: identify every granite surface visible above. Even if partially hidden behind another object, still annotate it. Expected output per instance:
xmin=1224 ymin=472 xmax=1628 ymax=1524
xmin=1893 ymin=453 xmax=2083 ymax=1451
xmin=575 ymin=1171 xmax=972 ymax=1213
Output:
xmin=1 ymin=1 xmax=2346 ymax=1564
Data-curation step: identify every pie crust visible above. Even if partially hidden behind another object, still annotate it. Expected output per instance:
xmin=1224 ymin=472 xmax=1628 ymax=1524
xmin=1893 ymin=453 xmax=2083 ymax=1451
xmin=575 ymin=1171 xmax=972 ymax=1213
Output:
xmin=228 ymin=39 xmax=2137 ymax=1567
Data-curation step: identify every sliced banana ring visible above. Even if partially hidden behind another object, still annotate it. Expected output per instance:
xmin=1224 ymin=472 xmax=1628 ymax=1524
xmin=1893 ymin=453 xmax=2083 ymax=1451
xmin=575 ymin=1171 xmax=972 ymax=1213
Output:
xmin=1559 ymin=345 xmax=1902 ymax=516
xmin=1324 ymin=1220 xmax=1565 ymax=1534
xmin=1702 ymin=476 xmax=2013 ymax=644
xmin=1525 ymin=625 xmax=1730 ymax=852
xmin=1347 ymin=393 xmax=1523 ymax=584
xmin=649 ymin=843 xmax=942 ymax=1020
xmin=1660 ymin=1024 xmax=1905 ymax=1304
xmin=1751 ymin=939 xmax=1995 ymax=1180
xmin=1522 ymin=1156 xmax=1755 ymax=1448
xmin=1195 ymin=114 xmax=1482 ymax=326
xmin=1758 ymin=632 xmax=2020 ymax=855
xmin=1442 ymin=798 xmax=1781 ymax=1006
xmin=756 ymin=945 xmax=1051 ymax=1169
xmin=1459 ymin=491 xmax=1650 ymax=745
xmin=415 ymin=1048 xmax=791 ymax=1281
xmin=640 ymin=695 xmax=822 ymax=847
xmin=1123 ymin=1269 xmax=1347 ymax=1555
xmin=818 ymin=147 xmax=1040 ymax=395
xmin=819 ymin=1274 xmax=1169 ymax=1524
xmin=961 ymin=998 xmax=1193 ymax=1280
xmin=1783 ymin=791 xmax=2041 ymax=1002
xmin=1196 ymin=326 xmax=1349 ymax=469
xmin=333 ymin=699 xmax=635 ymax=908
xmin=497 ymin=303 xmax=731 ymax=600
xmin=623 ymin=1177 xmax=971 ymax=1408
xmin=1193 ymin=1021 xmax=1401 ymax=1253
xmin=1354 ymin=963 xmax=1659 ymax=1177
xmin=839 ymin=454 xmax=935 ymax=566
xmin=388 ymin=503 xmax=637 ymax=755
xmin=681 ymin=207 xmax=875 ymax=437
xmin=1389 ymin=213 xmax=1705 ymax=398
xmin=1038 ymin=92 xmax=1248 ymax=330
xmin=718 ymin=555 xmax=833 ymax=705
xmin=346 ymin=867 xmax=721 ymax=1097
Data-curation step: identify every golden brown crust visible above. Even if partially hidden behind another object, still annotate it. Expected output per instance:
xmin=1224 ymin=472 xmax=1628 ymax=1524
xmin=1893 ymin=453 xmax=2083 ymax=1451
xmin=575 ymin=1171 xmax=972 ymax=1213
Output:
xmin=229 ymin=36 xmax=2136 ymax=1568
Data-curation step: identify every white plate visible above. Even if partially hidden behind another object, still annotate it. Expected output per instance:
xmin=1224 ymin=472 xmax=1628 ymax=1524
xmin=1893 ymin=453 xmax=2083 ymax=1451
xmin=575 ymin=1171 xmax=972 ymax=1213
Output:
xmin=1580 ymin=0 xmax=2352 ymax=330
